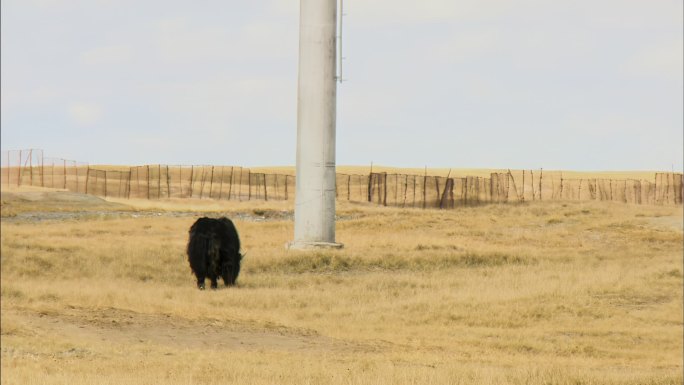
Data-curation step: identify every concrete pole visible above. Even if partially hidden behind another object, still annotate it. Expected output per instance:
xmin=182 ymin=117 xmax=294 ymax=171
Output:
xmin=290 ymin=0 xmax=342 ymax=249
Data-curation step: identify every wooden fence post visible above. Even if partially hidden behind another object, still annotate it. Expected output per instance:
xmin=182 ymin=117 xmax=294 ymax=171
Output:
xmin=218 ymin=166 xmax=225 ymax=200
xmin=532 ymin=171 xmax=536 ymax=201
xmin=489 ymin=174 xmax=494 ymax=203
xmin=189 ymin=166 xmax=194 ymax=198
xmin=521 ymin=170 xmax=525 ymax=201
xmin=127 ymin=168 xmax=133 ymax=199
xmin=179 ymin=166 xmax=183 ymax=198
xmin=383 ymin=173 xmax=388 ymax=206
xmin=199 ymin=168 xmax=207 ymax=199
xmin=166 ymin=165 xmax=171 ymax=198
xmin=85 ymin=167 xmax=90 ymax=194
xmin=145 ymin=165 xmax=150 ymax=199
xmin=264 ymin=174 xmax=268 ymax=201
xmin=228 ymin=167 xmax=235 ymax=200
xmin=539 ymin=168 xmax=543 ymax=201
xmin=209 ymin=166 xmax=215 ymax=199
xmin=17 ymin=150 xmax=22 ymax=187
xmin=422 ymin=168 xmax=427 ymax=209
xmin=464 ymin=177 xmax=469 ymax=205
xmin=402 ymin=174 xmax=408 ymax=207
xmin=29 ymin=149 xmax=33 ymax=186
xmin=275 ymin=174 xmax=280 ymax=200
xmin=238 ymin=168 xmax=243 ymax=201
xmin=578 ymin=179 xmax=582 ymax=201
xmin=367 ymin=173 xmax=373 ymax=202
xmin=157 ymin=165 xmax=161 ymax=199
xmin=508 ymin=170 xmax=520 ymax=202
xmin=40 ymin=150 xmax=45 ymax=187
xmin=118 ymin=171 xmax=123 ymax=198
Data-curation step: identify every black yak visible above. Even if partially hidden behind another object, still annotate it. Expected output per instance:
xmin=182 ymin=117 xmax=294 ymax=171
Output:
xmin=186 ymin=217 xmax=242 ymax=290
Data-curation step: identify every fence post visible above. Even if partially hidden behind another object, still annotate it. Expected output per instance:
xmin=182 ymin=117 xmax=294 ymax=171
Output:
xmin=29 ymin=149 xmax=33 ymax=186
xmin=228 ymin=167 xmax=234 ymax=200
xmin=209 ymin=166 xmax=215 ymax=199
xmin=275 ymin=174 xmax=280 ymax=200
xmin=263 ymin=174 xmax=268 ymax=201
xmin=423 ymin=168 xmax=427 ymax=209
xmin=238 ymin=168 xmax=243 ymax=201
xmin=218 ymin=166 xmax=225 ymax=200
xmin=248 ymin=170 xmax=252 ymax=200
xmin=127 ymin=168 xmax=133 ymax=199
xmin=199 ymin=168 xmax=206 ymax=199
xmin=539 ymin=169 xmax=543 ymax=201
xmin=40 ymin=151 xmax=44 ymax=187
xmin=158 ymin=165 xmax=161 ymax=199
xmin=522 ymin=170 xmax=525 ymax=202
xmin=85 ymin=167 xmax=90 ymax=194
xmin=464 ymin=177 xmax=469 ymax=205
xmin=118 ymin=171 xmax=123 ymax=198
xmin=530 ymin=170 xmax=535 ymax=200
xmin=383 ymin=173 xmax=388 ymax=206
xmin=402 ymin=175 xmax=408 ymax=207
xmin=508 ymin=170 xmax=520 ymax=202
xmin=578 ymin=179 xmax=582 ymax=201
xmin=146 ymin=165 xmax=150 ymax=199
xmin=179 ymin=166 xmax=183 ymax=198
xmin=367 ymin=173 xmax=373 ymax=202
xmin=166 ymin=165 xmax=171 ymax=198
xmin=189 ymin=166 xmax=194 ymax=198
xmin=17 ymin=150 xmax=22 ymax=187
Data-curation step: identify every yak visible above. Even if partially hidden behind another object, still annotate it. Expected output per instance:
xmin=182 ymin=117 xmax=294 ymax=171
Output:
xmin=186 ymin=217 xmax=242 ymax=290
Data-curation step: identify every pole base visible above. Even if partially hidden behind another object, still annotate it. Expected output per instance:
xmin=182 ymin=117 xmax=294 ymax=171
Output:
xmin=286 ymin=241 xmax=344 ymax=250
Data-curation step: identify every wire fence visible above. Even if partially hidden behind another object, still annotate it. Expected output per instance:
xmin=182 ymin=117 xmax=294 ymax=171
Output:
xmin=2 ymin=149 xmax=682 ymax=207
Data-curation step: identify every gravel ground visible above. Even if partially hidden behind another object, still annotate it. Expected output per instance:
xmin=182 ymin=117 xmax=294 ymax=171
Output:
xmin=1 ymin=210 xmax=295 ymax=223
xmin=1 ymin=189 xmax=361 ymax=223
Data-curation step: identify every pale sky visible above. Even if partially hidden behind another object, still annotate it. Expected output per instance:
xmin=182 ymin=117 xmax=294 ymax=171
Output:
xmin=2 ymin=0 xmax=682 ymax=170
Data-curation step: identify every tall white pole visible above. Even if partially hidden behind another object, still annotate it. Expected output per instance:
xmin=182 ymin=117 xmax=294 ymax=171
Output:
xmin=290 ymin=0 xmax=341 ymax=249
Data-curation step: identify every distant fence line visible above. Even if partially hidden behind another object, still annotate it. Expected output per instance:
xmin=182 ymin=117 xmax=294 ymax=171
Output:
xmin=1 ymin=149 xmax=682 ymax=207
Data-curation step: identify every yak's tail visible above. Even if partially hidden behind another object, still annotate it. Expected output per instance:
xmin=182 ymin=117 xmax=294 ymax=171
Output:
xmin=188 ymin=232 xmax=222 ymax=274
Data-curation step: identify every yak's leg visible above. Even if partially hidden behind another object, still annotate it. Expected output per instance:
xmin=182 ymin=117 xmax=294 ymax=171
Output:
xmin=221 ymin=269 xmax=234 ymax=287
xmin=208 ymin=269 xmax=219 ymax=289
xmin=221 ymin=261 xmax=230 ymax=286
xmin=196 ymin=273 xmax=206 ymax=290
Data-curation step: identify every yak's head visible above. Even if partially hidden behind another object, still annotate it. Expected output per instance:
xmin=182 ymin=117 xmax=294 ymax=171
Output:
xmin=222 ymin=252 xmax=243 ymax=286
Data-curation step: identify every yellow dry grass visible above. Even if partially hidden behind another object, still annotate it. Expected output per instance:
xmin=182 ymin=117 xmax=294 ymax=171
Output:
xmin=1 ymin=186 xmax=682 ymax=384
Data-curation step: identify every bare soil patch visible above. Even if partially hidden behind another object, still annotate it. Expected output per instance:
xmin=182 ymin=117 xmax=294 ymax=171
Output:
xmin=3 ymin=307 xmax=347 ymax=354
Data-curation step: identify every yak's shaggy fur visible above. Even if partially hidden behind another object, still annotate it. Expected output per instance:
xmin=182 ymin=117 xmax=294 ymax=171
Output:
xmin=186 ymin=217 xmax=242 ymax=290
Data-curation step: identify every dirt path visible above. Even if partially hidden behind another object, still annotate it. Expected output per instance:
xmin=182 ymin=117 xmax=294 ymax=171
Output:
xmin=4 ymin=307 xmax=350 ymax=354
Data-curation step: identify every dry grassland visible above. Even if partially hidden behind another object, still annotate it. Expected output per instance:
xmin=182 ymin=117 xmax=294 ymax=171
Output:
xmin=1 ymin=186 xmax=682 ymax=384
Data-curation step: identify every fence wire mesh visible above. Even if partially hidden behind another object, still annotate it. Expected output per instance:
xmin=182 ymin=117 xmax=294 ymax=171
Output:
xmin=2 ymin=150 xmax=682 ymax=207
